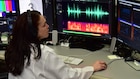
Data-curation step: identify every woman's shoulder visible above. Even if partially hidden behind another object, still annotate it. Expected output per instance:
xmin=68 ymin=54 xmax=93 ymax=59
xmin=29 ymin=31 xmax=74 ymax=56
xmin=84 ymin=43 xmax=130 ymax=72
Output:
xmin=40 ymin=44 xmax=55 ymax=54
xmin=39 ymin=44 xmax=57 ymax=61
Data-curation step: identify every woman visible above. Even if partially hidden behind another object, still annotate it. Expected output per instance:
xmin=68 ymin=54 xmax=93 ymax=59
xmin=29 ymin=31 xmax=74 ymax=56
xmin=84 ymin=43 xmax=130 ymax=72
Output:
xmin=5 ymin=10 xmax=107 ymax=79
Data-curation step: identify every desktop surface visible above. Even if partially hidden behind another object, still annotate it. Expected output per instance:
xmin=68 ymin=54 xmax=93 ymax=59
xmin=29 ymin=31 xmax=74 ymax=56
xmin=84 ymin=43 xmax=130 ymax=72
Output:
xmin=49 ymin=45 xmax=140 ymax=79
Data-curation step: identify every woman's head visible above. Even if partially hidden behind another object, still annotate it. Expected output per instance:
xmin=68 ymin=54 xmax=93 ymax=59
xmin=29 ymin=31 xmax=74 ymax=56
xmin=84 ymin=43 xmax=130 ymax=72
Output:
xmin=12 ymin=10 xmax=49 ymax=43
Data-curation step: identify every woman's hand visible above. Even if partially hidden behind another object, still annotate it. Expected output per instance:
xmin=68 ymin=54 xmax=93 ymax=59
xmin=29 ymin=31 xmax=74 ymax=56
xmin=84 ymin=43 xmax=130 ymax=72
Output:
xmin=93 ymin=60 xmax=107 ymax=72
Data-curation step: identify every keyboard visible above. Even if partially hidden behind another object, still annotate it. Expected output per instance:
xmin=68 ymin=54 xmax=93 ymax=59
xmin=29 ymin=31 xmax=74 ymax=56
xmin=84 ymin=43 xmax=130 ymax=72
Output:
xmin=58 ymin=55 xmax=83 ymax=65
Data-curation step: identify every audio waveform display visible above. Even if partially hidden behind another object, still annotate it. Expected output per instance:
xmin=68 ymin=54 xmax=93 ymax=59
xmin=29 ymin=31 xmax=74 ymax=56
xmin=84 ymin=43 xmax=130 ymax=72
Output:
xmin=67 ymin=21 xmax=109 ymax=34
xmin=67 ymin=4 xmax=81 ymax=18
xmin=67 ymin=4 xmax=109 ymax=20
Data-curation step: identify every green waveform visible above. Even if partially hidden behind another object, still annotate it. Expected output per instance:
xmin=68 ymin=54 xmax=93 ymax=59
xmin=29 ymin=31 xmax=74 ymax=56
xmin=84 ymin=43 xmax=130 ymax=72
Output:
xmin=67 ymin=4 xmax=109 ymax=20
xmin=67 ymin=4 xmax=81 ymax=19
xmin=86 ymin=5 xmax=109 ymax=20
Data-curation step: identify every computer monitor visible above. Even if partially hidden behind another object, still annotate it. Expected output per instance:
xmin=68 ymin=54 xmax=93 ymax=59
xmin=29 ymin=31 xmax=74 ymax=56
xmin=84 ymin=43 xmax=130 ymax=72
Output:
xmin=0 ymin=0 xmax=18 ymax=49
xmin=57 ymin=0 xmax=115 ymax=37
xmin=0 ymin=0 xmax=18 ymax=33
xmin=117 ymin=0 xmax=140 ymax=55
xmin=56 ymin=0 xmax=115 ymax=51
xmin=0 ymin=0 xmax=18 ymax=18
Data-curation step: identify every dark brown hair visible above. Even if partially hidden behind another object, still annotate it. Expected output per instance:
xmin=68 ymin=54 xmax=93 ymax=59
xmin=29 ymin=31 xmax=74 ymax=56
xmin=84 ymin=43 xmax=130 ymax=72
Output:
xmin=5 ymin=10 xmax=42 ymax=76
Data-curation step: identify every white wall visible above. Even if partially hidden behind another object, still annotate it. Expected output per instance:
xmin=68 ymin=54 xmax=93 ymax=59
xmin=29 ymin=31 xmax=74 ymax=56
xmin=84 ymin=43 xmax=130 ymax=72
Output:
xmin=19 ymin=0 xmax=43 ymax=15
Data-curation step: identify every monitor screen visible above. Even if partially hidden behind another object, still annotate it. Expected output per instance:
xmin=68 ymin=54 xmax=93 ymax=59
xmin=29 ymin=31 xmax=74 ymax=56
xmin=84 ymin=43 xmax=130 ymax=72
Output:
xmin=117 ymin=0 xmax=140 ymax=52
xmin=0 ymin=0 xmax=17 ymax=18
xmin=57 ymin=0 xmax=115 ymax=38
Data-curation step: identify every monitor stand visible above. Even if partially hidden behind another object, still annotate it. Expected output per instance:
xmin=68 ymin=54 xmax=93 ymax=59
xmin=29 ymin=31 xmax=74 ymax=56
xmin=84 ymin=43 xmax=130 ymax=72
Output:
xmin=68 ymin=36 xmax=104 ymax=51
xmin=109 ymin=37 xmax=116 ymax=53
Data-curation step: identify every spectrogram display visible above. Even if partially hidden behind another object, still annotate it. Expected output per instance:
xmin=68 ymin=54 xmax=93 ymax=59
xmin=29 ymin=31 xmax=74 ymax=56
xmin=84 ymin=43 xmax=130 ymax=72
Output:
xmin=0 ymin=0 xmax=16 ymax=13
xmin=67 ymin=21 xmax=109 ymax=34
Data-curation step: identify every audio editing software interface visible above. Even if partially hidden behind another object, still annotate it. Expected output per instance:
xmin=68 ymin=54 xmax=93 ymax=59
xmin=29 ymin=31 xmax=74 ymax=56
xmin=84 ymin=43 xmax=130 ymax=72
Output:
xmin=56 ymin=0 xmax=114 ymax=51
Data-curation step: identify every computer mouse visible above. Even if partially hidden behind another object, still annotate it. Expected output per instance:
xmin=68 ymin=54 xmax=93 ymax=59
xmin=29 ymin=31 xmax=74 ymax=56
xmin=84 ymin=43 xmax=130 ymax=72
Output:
xmin=125 ymin=57 xmax=134 ymax=61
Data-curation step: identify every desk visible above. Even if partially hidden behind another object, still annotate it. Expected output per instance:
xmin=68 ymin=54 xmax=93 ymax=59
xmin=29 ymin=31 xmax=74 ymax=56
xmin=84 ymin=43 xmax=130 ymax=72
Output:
xmin=0 ymin=45 xmax=140 ymax=79
xmin=49 ymin=45 xmax=140 ymax=79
